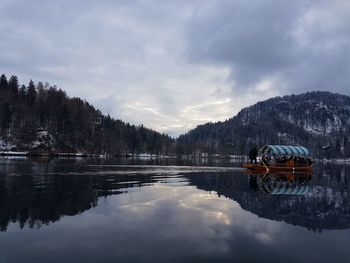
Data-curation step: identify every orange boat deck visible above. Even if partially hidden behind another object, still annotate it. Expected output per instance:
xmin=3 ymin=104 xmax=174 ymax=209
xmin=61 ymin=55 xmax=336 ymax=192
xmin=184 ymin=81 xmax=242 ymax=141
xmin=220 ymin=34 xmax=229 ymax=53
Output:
xmin=242 ymin=163 xmax=313 ymax=173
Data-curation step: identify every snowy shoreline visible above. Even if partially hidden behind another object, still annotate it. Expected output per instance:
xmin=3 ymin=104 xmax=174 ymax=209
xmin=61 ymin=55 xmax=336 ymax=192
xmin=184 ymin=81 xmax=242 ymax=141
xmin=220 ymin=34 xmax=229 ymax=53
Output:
xmin=0 ymin=151 xmax=349 ymax=163
xmin=0 ymin=151 xmax=245 ymax=159
xmin=0 ymin=151 xmax=104 ymax=158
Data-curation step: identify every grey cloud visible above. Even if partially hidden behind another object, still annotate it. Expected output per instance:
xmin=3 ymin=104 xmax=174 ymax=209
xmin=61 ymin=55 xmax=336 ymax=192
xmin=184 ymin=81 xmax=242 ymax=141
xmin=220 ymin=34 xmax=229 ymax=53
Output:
xmin=185 ymin=0 xmax=350 ymax=95
xmin=1 ymin=0 xmax=350 ymax=136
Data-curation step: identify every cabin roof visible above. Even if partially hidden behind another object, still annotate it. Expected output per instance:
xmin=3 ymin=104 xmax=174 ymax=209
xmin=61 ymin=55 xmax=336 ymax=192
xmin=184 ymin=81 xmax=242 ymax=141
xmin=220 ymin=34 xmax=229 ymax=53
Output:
xmin=259 ymin=145 xmax=310 ymax=156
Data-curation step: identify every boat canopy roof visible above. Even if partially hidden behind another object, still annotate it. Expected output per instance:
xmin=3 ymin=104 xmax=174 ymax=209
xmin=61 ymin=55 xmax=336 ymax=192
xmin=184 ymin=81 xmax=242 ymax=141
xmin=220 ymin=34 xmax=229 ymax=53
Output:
xmin=271 ymin=185 xmax=310 ymax=195
xmin=259 ymin=184 xmax=310 ymax=195
xmin=259 ymin=145 xmax=310 ymax=156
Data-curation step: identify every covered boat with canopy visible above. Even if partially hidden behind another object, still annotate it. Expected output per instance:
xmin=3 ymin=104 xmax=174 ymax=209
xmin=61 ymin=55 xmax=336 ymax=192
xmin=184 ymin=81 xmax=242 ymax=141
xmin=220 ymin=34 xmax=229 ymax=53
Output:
xmin=243 ymin=145 xmax=313 ymax=173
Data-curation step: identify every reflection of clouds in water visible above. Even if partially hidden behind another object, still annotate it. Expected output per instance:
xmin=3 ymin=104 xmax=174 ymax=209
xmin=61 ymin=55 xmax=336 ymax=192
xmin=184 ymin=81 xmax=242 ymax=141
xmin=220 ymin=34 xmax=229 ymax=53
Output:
xmin=92 ymin=183 xmax=282 ymax=253
xmin=21 ymin=165 xmax=241 ymax=177
xmin=2 ymin=159 xmax=350 ymax=262
xmin=1 ymin=171 xmax=350 ymax=262
xmin=178 ymin=192 xmax=233 ymax=225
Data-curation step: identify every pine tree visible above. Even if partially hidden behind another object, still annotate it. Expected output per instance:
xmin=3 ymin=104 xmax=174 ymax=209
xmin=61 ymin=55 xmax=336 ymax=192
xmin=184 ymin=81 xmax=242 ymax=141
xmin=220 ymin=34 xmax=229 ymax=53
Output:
xmin=18 ymin=85 xmax=27 ymax=99
xmin=0 ymin=74 xmax=8 ymax=91
xmin=1 ymin=102 xmax=12 ymax=130
xmin=27 ymin=80 xmax=37 ymax=106
xmin=8 ymin=75 xmax=19 ymax=96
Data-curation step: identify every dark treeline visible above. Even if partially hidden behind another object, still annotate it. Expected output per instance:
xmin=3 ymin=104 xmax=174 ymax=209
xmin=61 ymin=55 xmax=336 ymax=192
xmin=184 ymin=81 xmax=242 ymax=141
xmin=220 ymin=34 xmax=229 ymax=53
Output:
xmin=0 ymin=74 xmax=174 ymax=155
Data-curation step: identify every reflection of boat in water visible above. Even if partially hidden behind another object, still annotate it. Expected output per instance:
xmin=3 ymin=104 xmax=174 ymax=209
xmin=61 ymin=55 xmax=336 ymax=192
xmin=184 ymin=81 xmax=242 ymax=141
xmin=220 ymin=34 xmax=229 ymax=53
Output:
xmin=185 ymin=166 xmax=350 ymax=232
xmin=243 ymin=163 xmax=313 ymax=173
xmin=251 ymin=172 xmax=312 ymax=195
xmin=1 ymin=158 xmax=349 ymax=233
xmin=243 ymin=145 xmax=313 ymax=173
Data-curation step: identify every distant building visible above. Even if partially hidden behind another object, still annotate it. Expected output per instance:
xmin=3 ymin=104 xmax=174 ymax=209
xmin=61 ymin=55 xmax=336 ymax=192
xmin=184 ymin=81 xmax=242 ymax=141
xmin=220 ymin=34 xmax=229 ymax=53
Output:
xmin=92 ymin=115 xmax=103 ymax=135
xmin=94 ymin=116 xmax=103 ymax=126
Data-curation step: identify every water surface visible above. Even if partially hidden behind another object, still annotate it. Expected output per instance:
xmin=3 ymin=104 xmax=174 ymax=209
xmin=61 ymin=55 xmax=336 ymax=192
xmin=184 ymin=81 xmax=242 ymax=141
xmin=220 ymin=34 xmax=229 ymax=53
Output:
xmin=0 ymin=158 xmax=349 ymax=262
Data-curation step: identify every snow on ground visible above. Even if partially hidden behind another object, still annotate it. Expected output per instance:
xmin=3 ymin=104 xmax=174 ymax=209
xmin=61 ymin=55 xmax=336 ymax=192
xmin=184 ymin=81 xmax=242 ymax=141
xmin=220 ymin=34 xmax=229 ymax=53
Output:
xmin=0 ymin=151 xmax=28 ymax=156
xmin=0 ymin=139 xmax=16 ymax=151
xmin=31 ymin=129 xmax=55 ymax=148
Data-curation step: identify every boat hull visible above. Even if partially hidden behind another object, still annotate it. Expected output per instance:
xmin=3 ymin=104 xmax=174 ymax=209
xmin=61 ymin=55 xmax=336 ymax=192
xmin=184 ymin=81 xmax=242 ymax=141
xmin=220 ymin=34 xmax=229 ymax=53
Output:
xmin=242 ymin=163 xmax=313 ymax=173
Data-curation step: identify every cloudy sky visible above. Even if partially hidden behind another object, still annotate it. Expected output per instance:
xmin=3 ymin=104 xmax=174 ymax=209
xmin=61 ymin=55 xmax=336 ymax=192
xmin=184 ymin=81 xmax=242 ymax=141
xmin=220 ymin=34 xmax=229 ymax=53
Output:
xmin=1 ymin=0 xmax=350 ymax=136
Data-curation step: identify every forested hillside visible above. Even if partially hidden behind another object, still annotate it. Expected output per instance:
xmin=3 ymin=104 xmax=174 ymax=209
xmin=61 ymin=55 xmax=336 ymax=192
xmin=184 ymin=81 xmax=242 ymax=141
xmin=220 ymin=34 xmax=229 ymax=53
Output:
xmin=0 ymin=74 xmax=174 ymax=155
xmin=178 ymin=92 xmax=350 ymax=158
xmin=1 ymin=73 xmax=349 ymax=158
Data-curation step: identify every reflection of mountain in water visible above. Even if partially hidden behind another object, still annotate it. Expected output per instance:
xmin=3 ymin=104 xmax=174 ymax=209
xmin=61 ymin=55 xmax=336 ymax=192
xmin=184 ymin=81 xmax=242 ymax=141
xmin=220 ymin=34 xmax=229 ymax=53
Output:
xmin=186 ymin=163 xmax=350 ymax=232
xmin=1 ymin=159 xmax=350 ymax=233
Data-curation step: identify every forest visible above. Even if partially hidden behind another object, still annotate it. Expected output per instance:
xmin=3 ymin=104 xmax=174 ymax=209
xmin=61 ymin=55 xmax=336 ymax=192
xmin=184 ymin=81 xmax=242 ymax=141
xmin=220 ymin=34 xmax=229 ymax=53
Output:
xmin=0 ymin=74 xmax=174 ymax=155
xmin=178 ymin=91 xmax=350 ymax=158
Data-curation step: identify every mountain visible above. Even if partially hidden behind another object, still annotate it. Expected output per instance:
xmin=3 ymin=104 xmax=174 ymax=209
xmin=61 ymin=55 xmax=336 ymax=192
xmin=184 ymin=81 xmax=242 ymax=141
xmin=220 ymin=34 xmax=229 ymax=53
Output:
xmin=178 ymin=91 xmax=350 ymax=158
xmin=0 ymin=74 xmax=174 ymax=155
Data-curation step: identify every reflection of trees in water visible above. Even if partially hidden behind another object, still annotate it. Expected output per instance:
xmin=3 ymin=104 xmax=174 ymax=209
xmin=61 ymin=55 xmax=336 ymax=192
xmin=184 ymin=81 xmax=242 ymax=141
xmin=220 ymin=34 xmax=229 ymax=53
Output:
xmin=0 ymin=175 xmax=98 ymax=232
xmin=0 ymin=170 xmax=154 ymax=232
xmin=186 ymin=164 xmax=350 ymax=232
xmin=1 ymin=159 xmax=349 ymax=232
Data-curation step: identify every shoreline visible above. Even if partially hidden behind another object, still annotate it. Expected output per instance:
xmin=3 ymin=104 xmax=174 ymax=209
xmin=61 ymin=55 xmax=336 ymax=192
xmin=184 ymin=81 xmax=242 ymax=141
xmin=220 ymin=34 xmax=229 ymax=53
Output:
xmin=1 ymin=151 xmax=349 ymax=163
xmin=0 ymin=151 xmax=246 ymax=160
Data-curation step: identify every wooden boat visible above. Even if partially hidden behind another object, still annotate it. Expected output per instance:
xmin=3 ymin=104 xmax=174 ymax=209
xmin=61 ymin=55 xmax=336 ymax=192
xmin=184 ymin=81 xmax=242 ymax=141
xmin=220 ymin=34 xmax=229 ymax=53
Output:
xmin=243 ymin=145 xmax=313 ymax=173
xmin=242 ymin=163 xmax=313 ymax=173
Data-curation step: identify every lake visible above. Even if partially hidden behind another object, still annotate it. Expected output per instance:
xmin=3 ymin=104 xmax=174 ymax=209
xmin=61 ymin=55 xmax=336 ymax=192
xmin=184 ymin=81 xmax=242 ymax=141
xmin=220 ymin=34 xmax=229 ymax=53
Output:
xmin=0 ymin=157 xmax=350 ymax=263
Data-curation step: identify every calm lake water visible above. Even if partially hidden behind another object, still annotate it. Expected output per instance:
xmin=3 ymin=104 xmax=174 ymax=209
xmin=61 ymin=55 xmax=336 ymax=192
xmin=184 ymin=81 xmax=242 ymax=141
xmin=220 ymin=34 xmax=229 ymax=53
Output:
xmin=1 ymin=157 xmax=350 ymax=263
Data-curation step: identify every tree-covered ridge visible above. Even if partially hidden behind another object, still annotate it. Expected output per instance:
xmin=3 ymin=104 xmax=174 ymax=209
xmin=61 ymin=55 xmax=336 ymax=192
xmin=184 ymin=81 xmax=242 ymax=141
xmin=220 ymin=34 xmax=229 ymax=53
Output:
xmin=178 ymin=91 xmax=350 ymax=158
xmin=0 ymin=74 xmax=174 ymax=155
xmin=1 ymin=73 xmax=349 ymax=158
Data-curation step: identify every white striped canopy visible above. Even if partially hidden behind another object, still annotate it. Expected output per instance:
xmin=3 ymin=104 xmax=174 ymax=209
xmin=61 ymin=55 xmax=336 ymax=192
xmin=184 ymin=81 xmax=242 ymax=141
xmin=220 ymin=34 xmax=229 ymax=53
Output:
xmin=259 ymin=145 xmax=310 ymax=156
xmin=259 ymin=184 xmax=310 ymax=195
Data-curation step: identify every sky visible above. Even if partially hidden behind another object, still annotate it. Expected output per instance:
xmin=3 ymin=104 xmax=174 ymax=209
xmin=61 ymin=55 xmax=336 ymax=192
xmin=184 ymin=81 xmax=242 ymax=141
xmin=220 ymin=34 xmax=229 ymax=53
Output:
xmin=1 ymin=0 xmax=350 ymax=137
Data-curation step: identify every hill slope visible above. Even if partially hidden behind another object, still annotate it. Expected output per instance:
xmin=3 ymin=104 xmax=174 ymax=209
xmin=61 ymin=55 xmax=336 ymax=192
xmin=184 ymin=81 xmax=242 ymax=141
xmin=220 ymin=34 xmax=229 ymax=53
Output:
xmin=178 ymin=91 xmax=350 ymax=158
xmin=0 ymin=74 xmax=174 ymax=155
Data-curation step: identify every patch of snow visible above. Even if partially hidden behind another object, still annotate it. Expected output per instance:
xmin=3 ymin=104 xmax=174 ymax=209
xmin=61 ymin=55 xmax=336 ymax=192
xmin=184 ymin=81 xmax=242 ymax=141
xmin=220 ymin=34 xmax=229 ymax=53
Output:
xmin=0 ymin=151 xmax=28 ymax=156
xmin=0 ymin=139 xmax=16 ymax=151
xmin=30 ymin=129 xmax=55 ymax=148
xmin=315 ymin=102 xmax=328 ymax=110
xmin=277 ymin=132 xmax=287 ymax=138
xmin=303 ymin=123 xmax=324 ymax=135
